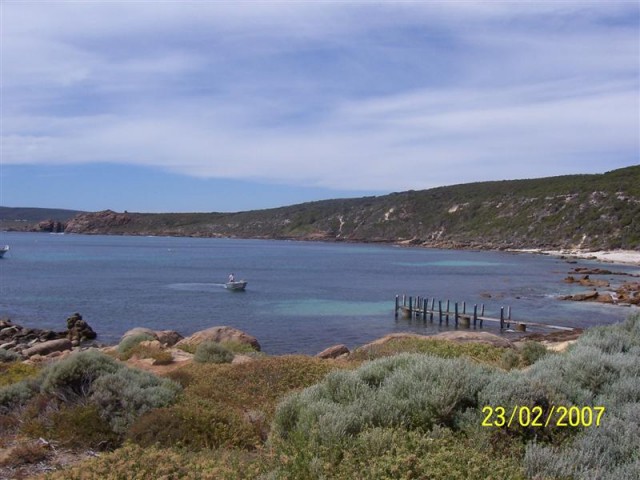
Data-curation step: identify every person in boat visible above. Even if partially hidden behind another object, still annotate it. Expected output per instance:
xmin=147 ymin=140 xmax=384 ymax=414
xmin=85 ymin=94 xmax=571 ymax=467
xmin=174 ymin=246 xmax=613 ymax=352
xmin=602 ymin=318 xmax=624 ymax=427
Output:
xmin=228 ymin=273 xmax=235 ymax=283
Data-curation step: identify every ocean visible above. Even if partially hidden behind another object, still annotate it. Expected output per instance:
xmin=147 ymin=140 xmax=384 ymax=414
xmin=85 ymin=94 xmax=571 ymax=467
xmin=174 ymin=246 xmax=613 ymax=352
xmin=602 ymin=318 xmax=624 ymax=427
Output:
xmin=0 ymin=232 xmax=637 ymax=355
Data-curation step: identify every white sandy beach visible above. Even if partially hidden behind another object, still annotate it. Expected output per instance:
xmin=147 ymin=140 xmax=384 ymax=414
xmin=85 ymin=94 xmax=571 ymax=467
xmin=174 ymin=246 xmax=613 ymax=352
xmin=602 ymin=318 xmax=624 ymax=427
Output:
xmin=514 ymin=249 xmax=640 ymax=267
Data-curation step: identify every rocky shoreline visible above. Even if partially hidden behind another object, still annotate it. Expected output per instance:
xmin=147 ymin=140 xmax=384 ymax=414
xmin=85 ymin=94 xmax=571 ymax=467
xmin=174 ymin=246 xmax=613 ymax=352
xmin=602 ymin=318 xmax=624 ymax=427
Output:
xmin=0 ymin=313 xmax=99 ymax=361
xmin=2 ymin=312 xmax=586 ymax=367
xmin=558 ymin=266 xmax=640 ymax=306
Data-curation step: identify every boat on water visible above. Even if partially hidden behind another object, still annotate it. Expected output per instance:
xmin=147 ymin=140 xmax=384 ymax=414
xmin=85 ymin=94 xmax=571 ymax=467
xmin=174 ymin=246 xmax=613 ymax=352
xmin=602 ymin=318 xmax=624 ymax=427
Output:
xmin=0 ymin=245 xmax=8 ymax=258
xmin=225 ymin=280 xmax=248 ymax=291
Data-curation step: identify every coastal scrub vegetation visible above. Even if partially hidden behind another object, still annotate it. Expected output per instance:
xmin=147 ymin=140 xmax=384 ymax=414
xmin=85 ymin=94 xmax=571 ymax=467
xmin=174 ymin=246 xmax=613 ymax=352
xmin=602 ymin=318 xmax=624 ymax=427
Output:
xmin=349 ymin=336 xmax=507 ymax=365
xmin=193 ymin=341 xmax=235 ymax=364
xmin=0 ymin=350 xmax=180 ymax=450
xmin=116 ymin=333 xmax=155 ymax=360
xmin=1 ymin=315 xmax=638 ymax=479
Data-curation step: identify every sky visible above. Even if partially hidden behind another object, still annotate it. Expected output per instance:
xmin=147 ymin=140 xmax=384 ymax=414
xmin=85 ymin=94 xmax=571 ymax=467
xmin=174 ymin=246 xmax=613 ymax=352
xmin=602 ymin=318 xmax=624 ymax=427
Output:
xmin=1 ymin=1 xmax=639 ymax=213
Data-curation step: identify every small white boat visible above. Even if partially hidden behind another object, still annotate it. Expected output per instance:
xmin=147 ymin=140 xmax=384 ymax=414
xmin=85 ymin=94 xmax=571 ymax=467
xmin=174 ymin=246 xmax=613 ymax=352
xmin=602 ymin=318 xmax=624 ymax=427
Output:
xmin=225 ymin=280 xmax=248 ymax=291
xmin=0 ymin=245 xmax=8 ymax=258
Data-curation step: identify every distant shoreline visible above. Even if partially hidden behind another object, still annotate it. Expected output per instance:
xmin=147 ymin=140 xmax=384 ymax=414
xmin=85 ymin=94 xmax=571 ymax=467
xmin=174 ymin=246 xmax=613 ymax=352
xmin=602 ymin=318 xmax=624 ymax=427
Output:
xmin=4 ymin=229 xmax=640 ymax=267
xmin=511 ymin=248 xmax=640 ymax=267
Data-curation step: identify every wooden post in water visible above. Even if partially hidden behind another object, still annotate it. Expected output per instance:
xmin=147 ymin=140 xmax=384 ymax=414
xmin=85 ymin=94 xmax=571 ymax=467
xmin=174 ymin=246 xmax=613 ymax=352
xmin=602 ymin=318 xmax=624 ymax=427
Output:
xmin=454 ymin=302 xmax=459 ymax=327
xmin=463 ymin=301 xmax=466 ymax=314
xmin=395 ymin=295 xmax=399 ymax=318
xmin=500 ymin=307 xmax=504 ymax=330
xmin=430 ymin=298 xmax=435 ymax=322
xmin=480 ymin=304 xmax=485 ymax=327
xmin=408 ymin=297 xmax=413 ymax=319
xmin=446 ymin=299 xmax=450 ymax=324
xmin=422 ymin=297 xmax=427 ymax=321
xmin=438 ymin=300 xmax=443 ymax=325
xmin=473 ymin=304 xmax=478 ymax=327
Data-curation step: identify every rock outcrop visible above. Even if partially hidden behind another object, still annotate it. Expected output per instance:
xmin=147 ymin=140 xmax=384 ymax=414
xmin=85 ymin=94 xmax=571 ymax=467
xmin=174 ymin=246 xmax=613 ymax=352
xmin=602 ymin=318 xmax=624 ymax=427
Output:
xmin=563 ymin=275 xmax=609 ymax=288
xmin=66 ymin=313 xmax=97 ymax=344
xmin=64 ymin=210 xmax=132 ymax=234
xmin=175 ymin=326 xmax=261 ymax=351
xmin=22 ymin=339 xmax=73 ymax=357
xmin=34 ymin=219 xmax=66 ymax=233
xmin=121 ymin=328 xmax=184 ymax=347
xmin=316 ymin=344 xmax=350 ymax=359
xmin=0 ymin=314 xmax=99 ymax=360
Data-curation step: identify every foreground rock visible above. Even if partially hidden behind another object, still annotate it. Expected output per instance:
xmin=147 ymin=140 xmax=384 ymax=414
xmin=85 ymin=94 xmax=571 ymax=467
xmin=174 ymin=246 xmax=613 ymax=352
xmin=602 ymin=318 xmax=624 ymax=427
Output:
xmin=175 ymin=326 xmax=261 ymax=351
xmin=22 ymin=339 xmax=73 ymax=357
xmin=121 ymin=327 xmax=184 ymax=346
xmin=316 ymin=344 xmax=350 ymax=359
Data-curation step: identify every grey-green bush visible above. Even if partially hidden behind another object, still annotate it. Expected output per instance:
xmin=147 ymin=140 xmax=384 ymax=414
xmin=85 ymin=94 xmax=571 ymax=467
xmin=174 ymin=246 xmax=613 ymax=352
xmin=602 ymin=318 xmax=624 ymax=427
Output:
xmin=0 ymin=348 xmax=20 ymax=363
xmin=193 ymin=341 xmax=234 ymax=364
xmin=39 ymin=350 xmax=121 ymax=402
xmin=90 ymin=367 xmax=181 ymax=434
xmin=524 ymin=402 xmax=640 ymax=480
xmin=2 ymin=349 xmax=182 ymax=442
xmin=520 ymin=341 xmax=549 ymax=366
xmin=522 ymin=314 xmax=640 ymax=479
xmin=117 ymin=333 xmax=155 ymax=358
xmin=272 ymin=353 xmax=494 ymax=450
xmin=500 ymin=348 xmax=521 ymax=370
xmin=0 ymin=380 xmax=37 ymax=414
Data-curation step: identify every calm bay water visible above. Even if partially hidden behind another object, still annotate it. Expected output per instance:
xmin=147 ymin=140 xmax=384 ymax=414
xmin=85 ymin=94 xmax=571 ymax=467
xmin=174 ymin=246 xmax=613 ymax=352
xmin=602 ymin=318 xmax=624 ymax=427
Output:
xmin=1 ymin=232 xmax=638 ymax=355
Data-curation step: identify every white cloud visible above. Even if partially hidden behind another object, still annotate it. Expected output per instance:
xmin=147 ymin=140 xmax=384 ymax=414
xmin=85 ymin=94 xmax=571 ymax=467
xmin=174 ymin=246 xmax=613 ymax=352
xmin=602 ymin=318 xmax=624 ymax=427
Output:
xmin=2 ymin=1 xmax=638 ymax=194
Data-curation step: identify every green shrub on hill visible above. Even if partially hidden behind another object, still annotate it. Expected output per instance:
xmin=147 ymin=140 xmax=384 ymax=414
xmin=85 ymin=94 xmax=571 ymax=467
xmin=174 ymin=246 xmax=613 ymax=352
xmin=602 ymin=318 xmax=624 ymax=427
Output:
xmin=350 ymin=336 xmax=506 ymax=365
xmin=0 ymin=350 xmax=181 ymax=448
xmin=125 ymin=356 xmax=341 ymax=452
xmin=272 ymin=353 xmax=494 ymax=453
xmin=0 ymin=348 xmax=20 ymax=363
xmin=13 ymin=315 xmax=640 ymax=479
xmin=519 ymin=341 xmax=549 ymax=366
xmin=90 ymin=367 xmax=182 ymax=434
xmin=39 ymin=350 xmax=121 ymax=402
xmin=117 ymin=333 xmax=155 ymax=360
xmin=0 ymin=380 xmax=37 ymax=414
xmin=0 ymin=362 xmax=39 ymax=387
xmin=520 ymin=313 xmax=640 ymax=480
xmin=269 ymin=314 xmax=639 ymax=480
xmin=193 ymin=341 xmax=234 ymax=364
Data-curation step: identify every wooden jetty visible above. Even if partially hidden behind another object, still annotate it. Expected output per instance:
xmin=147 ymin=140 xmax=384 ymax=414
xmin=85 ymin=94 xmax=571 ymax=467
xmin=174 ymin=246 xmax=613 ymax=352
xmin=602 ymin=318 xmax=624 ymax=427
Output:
xmin=394 ymin=294 xmax=574 ymax=332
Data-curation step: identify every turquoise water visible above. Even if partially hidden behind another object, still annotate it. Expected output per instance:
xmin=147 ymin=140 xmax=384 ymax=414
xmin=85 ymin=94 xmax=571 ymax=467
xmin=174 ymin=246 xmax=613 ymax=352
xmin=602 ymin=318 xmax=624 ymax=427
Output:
xmin=0 ymin=232 xmax=636 ymax=354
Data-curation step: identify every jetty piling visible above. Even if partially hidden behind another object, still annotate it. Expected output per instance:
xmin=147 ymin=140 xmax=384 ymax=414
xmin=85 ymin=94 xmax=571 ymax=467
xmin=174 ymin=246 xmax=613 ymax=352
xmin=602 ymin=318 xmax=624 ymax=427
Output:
xmin=395 ymin=294 xmax=574 ymax=333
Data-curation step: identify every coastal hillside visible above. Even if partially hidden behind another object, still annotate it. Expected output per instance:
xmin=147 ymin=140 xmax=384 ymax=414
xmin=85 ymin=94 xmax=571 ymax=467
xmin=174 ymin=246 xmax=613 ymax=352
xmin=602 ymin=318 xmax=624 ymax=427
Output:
xmin=0 ymin=207 xmax=84 ymax=233
xmin=3 ymin=166 xmax=639 ymax=250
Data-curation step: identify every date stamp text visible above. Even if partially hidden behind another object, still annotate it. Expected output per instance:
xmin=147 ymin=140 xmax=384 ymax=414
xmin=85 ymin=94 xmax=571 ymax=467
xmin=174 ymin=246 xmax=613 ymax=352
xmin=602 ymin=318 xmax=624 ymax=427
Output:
xmin=481 ymin=405 xmax=605 ymax=428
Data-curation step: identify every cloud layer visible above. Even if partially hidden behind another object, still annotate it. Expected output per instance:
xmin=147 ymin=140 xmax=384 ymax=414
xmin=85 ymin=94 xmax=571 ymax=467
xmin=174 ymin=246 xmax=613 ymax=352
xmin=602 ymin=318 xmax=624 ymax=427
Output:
xmin=2 ymin=1 xmax=639 ymax=194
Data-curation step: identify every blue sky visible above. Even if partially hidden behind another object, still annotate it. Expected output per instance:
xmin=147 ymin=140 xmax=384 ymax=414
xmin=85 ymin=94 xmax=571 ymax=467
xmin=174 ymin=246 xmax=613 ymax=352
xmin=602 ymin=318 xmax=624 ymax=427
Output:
xmin=1 ymin=1 xmax=638 ymax=213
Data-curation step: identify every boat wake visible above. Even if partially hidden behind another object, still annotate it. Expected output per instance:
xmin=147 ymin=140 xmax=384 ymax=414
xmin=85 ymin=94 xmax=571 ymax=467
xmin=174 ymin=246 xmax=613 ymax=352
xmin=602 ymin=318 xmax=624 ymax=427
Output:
xmin=167 ymin=282 xmax=226 ymax=292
